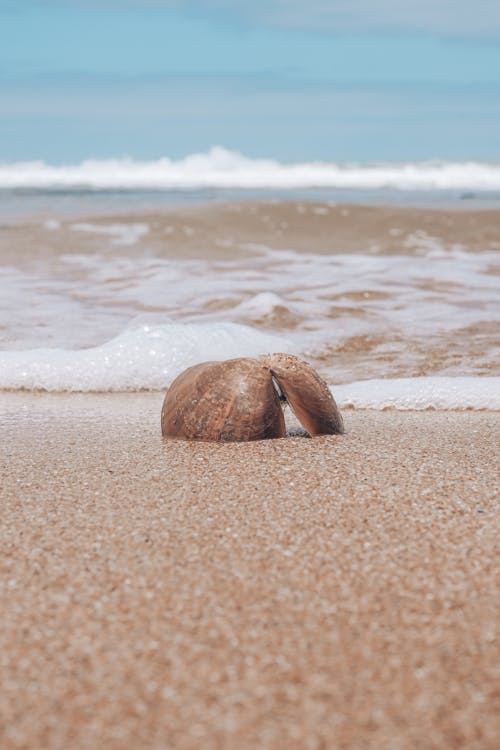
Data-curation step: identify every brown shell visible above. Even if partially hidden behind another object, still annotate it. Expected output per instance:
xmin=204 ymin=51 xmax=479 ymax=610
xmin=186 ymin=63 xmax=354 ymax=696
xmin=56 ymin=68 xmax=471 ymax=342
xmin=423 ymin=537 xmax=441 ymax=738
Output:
xmin=263 ymin=353 xmax=344 ymax=436
xmin=161 ymin=357 xmax=286 ymax=442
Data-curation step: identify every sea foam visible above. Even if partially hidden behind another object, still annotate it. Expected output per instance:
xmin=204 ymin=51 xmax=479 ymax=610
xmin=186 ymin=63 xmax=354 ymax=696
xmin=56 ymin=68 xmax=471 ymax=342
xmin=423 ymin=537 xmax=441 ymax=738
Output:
xmin=0 ymin=322 xmax=291 ymax=392
xmin=2 ymin=147 xmax=500 ymax=191
xmin=70 ymin=222 xmax=149 ymax=246
xmin=0 ymin=322 xmax=498 ymax=410
xmin=333 ymin=377 xmax=500 ymax=411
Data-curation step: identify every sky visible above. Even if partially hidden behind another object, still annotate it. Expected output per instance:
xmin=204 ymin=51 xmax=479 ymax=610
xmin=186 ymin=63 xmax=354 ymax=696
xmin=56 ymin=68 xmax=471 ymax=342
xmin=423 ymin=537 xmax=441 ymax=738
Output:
xmin=1 ymin=0 xmax=500 ymax=162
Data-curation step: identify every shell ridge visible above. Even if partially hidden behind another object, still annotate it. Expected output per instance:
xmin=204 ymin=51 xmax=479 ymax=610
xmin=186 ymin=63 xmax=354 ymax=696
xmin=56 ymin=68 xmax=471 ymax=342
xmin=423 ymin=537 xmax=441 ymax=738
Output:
xmin=264 ymin=353 xmax=344 ymax=436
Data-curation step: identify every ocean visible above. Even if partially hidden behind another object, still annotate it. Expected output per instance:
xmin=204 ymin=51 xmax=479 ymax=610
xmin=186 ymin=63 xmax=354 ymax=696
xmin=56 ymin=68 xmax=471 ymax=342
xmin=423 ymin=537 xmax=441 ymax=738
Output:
xmin=1 ymin=149 xmax=499 ymax=409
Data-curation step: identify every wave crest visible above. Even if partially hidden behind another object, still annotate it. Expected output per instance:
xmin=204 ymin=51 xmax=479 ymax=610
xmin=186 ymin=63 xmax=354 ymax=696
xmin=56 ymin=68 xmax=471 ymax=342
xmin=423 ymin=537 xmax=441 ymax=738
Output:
xmin=1 ymin=147 xmax=500 ymax=191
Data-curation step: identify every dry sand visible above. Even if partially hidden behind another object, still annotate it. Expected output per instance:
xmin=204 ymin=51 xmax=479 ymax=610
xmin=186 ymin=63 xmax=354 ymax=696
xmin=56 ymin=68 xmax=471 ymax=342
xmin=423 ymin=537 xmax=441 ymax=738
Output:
xmin=1 ymin=393 xmax=499 ymax=749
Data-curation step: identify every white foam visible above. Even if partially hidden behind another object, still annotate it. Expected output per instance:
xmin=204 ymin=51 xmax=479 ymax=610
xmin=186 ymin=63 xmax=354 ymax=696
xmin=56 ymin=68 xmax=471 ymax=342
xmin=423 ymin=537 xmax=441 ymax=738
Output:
xmin=2 ymin=245 xmax=498 ymax=379
xmin=70 ymin=222 xmax=149 ymax=246
xmin=333 ymin=377 xmax=500 ymax=411
xmin=234 ymin=292 xmax=297 ymax=318
xmin=0 ymin=322 xmax=291 ymax=392
xmin=2 ymin=147 xmax=500 ymax=191
xmin=43 ymin=219 xmax=61 ymax=230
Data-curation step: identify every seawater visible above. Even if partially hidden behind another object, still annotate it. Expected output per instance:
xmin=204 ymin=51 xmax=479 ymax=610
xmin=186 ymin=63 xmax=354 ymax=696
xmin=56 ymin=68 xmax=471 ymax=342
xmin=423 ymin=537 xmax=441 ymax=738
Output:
xmin=0 ymin=159 xmax=499 ymax=409
xmin=1 ymin=323 xmax=499 ymax=409
xmin=2 ymin=148 xmax=500 ymax=221
xmin=1 ymin=240 xmax=499 ymax=406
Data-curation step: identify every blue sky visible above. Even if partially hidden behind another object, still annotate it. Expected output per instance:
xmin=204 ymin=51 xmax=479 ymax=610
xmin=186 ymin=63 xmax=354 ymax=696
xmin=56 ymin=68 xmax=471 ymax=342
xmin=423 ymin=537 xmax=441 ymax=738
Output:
xmin=1 ymin=1 xmax=500 ymax=162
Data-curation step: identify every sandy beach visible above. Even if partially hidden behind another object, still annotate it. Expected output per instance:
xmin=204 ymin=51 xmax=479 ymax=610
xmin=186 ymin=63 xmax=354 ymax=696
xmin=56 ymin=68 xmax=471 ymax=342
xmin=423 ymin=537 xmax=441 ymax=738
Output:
xmin=1 ymin=393 xmax=498 ymax=749
xmin=3 ymin=3 xmax=500 ymax=748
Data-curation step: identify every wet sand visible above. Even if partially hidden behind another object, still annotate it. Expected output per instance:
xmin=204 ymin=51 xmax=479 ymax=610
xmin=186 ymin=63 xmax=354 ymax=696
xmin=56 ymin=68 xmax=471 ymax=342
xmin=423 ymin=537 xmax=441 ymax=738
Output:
xmin=2 ymin=200 xmax=499 ymax=383
xmin=2 ymin=201 xmax=500 ymax=264
xmin=1 ymin=393 xmax=498 ymax=749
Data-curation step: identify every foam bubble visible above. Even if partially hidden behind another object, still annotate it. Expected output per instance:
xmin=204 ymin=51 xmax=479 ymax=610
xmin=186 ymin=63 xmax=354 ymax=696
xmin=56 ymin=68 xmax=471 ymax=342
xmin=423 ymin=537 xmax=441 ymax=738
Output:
xmin=0 ymin=322 xmax=291 ymax=392
xmin=333 ymin=377 xmax=500 ymax=411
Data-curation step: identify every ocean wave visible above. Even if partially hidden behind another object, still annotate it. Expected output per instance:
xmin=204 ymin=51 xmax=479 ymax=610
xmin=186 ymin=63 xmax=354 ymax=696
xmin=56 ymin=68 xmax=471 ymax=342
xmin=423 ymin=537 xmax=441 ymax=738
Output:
xmin=0 ymin=322 xmax=291 ymax=392
xmin=1 ymin=147 xmax=500 ymax=191
xmin=0 ymin=322 xmax=498 ymax=410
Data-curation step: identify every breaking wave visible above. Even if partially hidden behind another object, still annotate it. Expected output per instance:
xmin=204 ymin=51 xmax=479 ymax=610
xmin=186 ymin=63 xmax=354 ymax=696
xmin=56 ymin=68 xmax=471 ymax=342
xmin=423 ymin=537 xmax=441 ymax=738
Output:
xmin=0 ymin=322 xmax=291 ymax=392
xmin=2 ymin=147 xmax=500 ymax=191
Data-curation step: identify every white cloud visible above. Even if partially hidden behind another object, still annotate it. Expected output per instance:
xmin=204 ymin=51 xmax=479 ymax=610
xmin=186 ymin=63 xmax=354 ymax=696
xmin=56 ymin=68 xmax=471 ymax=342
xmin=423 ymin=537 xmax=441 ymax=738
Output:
xmin=4 ymin=1 xmax=500 ymax=37
xmin=219 ymin=0 xmax=500 ymax=36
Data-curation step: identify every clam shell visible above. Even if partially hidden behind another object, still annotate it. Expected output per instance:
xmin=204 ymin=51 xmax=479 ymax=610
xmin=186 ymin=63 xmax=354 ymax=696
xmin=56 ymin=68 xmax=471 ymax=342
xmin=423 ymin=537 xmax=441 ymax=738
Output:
xmin=263 ymin=353 xmax=344 ymax=436
xmin=161 ymin=358 xmax=286 ymax=442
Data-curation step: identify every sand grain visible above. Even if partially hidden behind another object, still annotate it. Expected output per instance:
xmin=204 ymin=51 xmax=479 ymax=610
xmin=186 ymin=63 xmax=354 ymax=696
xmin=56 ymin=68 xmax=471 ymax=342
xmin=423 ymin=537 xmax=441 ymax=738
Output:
xmin=1 ymin=394 xmax=499 ymax=749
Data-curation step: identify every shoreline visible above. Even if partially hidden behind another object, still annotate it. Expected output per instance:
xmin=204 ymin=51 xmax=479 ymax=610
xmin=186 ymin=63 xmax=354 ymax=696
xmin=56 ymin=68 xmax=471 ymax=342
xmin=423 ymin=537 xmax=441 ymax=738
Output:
xmin=1 ymin=199 xmax=499 ymax=391
xmin=2 ymin=200 xmax=500 ymax=264
xmin=3 ymin=188 xmax=500 ymax=223
xmin=1 ymin=393 xmax=498 ymax=749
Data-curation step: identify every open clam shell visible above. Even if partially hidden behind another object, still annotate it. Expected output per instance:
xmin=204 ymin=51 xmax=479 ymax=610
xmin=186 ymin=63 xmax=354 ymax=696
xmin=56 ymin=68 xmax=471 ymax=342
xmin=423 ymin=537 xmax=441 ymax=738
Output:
xmin=161 ymin=357 xmax=286 ymax=442
xmin=263 ymin=353 xmax=344 ymax=436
